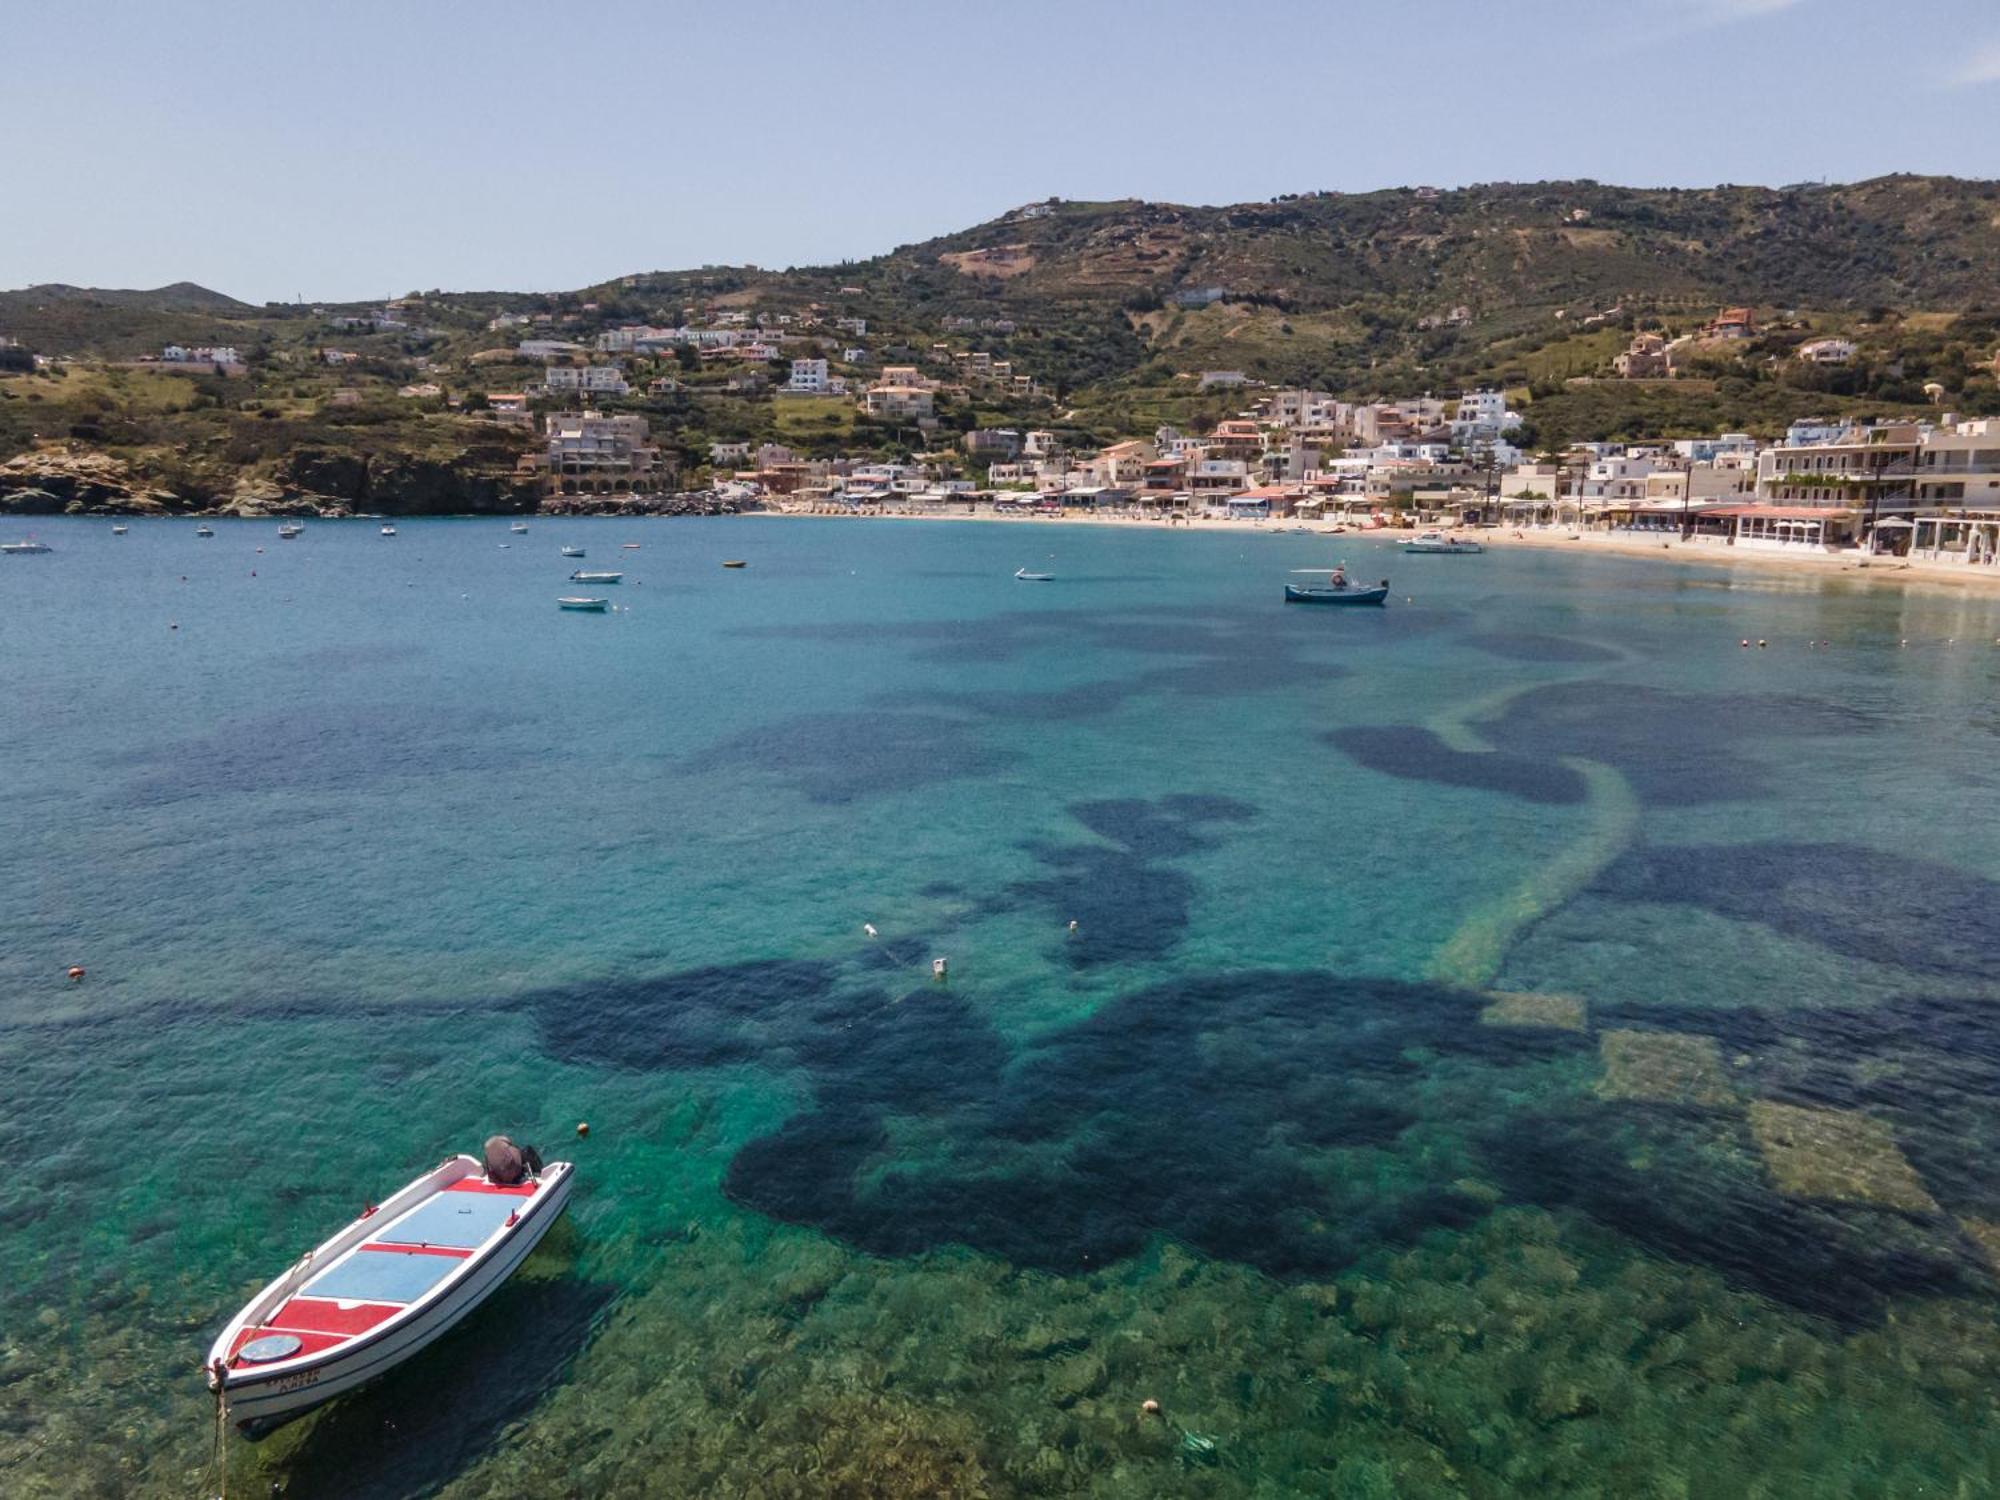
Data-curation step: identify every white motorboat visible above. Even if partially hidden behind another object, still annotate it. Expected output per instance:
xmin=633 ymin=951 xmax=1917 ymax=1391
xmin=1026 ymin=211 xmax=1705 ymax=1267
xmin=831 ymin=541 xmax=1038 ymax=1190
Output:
xmin=558 ymin=596 xmax=610 ymax=611
xmin=278 ymin=522 xmax=304 ymax=539
xmin=620 ymin=542 xmax=641 ymax=550
xmin=1399 ymin=530 xmax=1484 ymax=554
xmin=196 ymin=525 xmax=215 ymax=537
xmin=569 ymin=570 xmax=622 ymax=583
xmin=560 ymin=546 xmax=585 ymax=558
xmin=112 ymin=524 xmax=129 ymax=535
xmin=509 ymin=522 xmax=529 ymax=534
xmin=2 ymin=539 xmax=53 ymax=554
xmin=1014 ymin=568 xmax=1053 ymax=581
xmin=205 ymin=1151 xmax=573 ymax=1436
xmin=380 ymin=525 xmax=398 ymax=537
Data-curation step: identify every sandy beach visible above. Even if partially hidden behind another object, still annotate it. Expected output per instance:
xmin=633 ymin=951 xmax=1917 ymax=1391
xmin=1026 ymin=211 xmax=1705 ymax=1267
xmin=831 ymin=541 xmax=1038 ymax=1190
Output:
xmin=757 ymin=504 xmax=2000 ymax=594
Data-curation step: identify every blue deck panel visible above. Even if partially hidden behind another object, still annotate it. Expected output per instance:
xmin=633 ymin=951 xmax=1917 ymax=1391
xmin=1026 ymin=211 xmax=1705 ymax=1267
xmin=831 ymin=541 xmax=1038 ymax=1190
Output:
xmin=304 ymin=1246 xmax=461 ymax=1304
xmin=376 ymin=1193 xmax=520 ymax=1250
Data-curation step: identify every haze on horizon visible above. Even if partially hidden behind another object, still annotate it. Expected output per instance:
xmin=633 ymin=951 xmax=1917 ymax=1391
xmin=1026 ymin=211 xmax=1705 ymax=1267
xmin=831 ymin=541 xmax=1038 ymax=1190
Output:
xmin=7 ymin=0 xmax=1999 ymax=305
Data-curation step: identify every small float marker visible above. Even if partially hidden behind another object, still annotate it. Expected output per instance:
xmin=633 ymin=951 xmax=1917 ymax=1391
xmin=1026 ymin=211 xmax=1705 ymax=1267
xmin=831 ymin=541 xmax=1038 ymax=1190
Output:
xmin=931 ymin=956 xmax=949 ymax=980
xmin=576 ymin=1122 xmax=590 ymax=1138
xmin=66 ymin=966 xmax=85 ymax=983
xmin=1067 ymin=919 xmax=1079 ymax=933
xmin=863 ymin=923 xmax=878 ymax=940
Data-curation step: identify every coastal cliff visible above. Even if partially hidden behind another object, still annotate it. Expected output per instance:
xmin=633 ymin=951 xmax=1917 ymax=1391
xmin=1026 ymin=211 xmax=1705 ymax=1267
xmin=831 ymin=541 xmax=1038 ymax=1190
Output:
xmin=0 ymin=445 xmax=741 ymax=518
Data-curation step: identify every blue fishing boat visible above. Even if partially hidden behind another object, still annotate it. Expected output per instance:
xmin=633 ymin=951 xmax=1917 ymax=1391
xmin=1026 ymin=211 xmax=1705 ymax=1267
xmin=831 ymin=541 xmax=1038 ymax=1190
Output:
xmin=1285 ymin=582 xmax=1389 ymax=606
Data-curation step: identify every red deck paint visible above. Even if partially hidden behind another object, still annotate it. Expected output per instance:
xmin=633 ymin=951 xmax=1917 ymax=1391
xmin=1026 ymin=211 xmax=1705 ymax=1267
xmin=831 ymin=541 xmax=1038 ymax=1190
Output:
xmin=228 ymin=1325 xmax=349 ymax=1363
xmin=446 ymin=1179 xmax=536 ymax=1196
xmin=270 ymin=1296 xmax=401 ymax=1336
xmin=359 ymin=1241 xmax=474 ymax=1258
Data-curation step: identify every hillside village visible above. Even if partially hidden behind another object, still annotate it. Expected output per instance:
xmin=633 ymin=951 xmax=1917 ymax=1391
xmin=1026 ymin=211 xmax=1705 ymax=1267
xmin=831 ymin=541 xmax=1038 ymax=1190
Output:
xmin=4 ymin=179 xmax=2000 ymax=554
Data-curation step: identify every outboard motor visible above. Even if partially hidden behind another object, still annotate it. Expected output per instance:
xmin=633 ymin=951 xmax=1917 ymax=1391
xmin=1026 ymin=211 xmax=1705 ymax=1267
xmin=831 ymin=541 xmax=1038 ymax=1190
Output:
xmin=483 ymin=1134 xmax=543 ymax=1185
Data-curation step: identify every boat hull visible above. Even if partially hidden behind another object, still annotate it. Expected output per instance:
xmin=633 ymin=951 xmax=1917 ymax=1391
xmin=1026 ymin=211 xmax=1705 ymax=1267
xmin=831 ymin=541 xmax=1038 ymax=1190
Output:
xmin=1284 ymin=584 xmax=1388 ymax=606
xmin=211 ymin=1164 xmax=572 ymax=1436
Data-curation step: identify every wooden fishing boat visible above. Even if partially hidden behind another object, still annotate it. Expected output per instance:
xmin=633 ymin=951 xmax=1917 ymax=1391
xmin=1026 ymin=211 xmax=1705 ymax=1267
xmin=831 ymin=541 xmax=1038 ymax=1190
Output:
xmin=721 ymin=560 xmax=747 ymax=568
xmin=205 ymin=1152 xmax=573 ymax=1436
xmin=1284 ymin=582 xmax=1389 ymax=606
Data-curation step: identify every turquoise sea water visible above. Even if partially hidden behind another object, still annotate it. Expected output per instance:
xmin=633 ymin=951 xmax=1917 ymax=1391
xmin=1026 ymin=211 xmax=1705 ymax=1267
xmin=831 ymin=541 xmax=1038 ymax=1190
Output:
xmin=5 ymin=515 xmax=2000 ymax=1497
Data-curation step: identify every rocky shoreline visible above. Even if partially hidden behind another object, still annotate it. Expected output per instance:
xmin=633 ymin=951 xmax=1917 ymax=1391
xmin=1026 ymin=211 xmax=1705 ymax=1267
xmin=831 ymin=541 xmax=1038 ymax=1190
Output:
xmin=0 ymin=448 xmax=746 ymax=519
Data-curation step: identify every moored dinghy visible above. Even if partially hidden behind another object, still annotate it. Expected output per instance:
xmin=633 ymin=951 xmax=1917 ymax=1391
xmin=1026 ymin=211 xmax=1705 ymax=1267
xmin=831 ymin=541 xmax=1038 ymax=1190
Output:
xmin=1399 ymin=529 xmax=1483 ymax=554
xmin=558 ymin=596 xmax=610 ymax=611
xmin=205 ymin=1142 xmax=573 ymax=1436
xmin=569 ymin=570 xmax=622 ymax=583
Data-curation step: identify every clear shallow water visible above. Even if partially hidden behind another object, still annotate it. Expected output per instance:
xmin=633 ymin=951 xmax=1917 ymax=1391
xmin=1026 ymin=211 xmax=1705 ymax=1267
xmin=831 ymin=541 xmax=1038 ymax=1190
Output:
xmin=4 ymin=516 xmax=2000 ymax=1496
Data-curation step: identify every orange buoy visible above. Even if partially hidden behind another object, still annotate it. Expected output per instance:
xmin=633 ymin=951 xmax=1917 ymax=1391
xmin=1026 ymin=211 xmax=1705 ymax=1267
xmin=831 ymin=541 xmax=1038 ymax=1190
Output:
xmin=576 ymin=1121 xmax=590 ymax=1138
xmin=66 ymin=966 xmax=85 ymax=982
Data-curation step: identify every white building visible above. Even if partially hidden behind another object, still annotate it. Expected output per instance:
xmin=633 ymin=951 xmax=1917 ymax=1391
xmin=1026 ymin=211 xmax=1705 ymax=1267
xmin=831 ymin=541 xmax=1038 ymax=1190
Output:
xmin=788 ymin=358 xmax=830 ymax=393
xmin=1798 ymin=338 xmax=1857 ymax=365
xmin=1579 ymin=454 xmax=1663 ymax=505
xmin=163 ymin=344 xmax=241 ymax=366
xmin=544 ymin=365 xmax=631 ymax=396
xmin=1450 ymin=388 xmax=1521 ymax=446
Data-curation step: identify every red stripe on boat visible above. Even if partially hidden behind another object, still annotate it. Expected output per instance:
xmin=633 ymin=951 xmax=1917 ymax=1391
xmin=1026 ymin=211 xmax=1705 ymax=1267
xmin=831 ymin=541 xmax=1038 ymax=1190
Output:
xmin=359 ymin=1241 xmax=474 ymax=1258
xmin=269 ymin=1296 xmax=402 ymax=1335
xmin=228 ymin=1325 xmax=350 ymax=1362
xmin=446 ymin=1179 xmax=536 ymax=1196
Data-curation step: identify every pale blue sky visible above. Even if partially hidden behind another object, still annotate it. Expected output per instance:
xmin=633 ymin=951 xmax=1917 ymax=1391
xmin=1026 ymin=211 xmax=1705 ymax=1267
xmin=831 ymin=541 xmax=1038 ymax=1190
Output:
xmin=6 ymin=0 xmax=1997 ymax=304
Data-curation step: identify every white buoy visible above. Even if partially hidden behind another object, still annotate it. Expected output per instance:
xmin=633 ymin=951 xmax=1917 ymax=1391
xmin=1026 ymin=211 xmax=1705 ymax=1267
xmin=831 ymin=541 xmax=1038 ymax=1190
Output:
xmin=931 ymin=956 xmax=948 ymax=980
xmin=864 ymin=923 xmax=878 ymax=940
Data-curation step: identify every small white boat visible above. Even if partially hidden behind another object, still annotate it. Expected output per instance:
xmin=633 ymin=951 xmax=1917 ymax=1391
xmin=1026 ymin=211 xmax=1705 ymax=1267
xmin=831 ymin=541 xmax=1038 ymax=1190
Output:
xmin=196 ymin=525 xmax=215 ymax=537
xmin=509 ymin=522 xmax=529 ymax=534
xmin=380 ymin=525 xmax=398 ymax=537
xmin=1014 ymin=568 xmax=1053 ymax=581
xmin=560 ymin=546 xmax=585 ymax=558
xmin=558 ymin=596 xmax=610 ymax=611
xmin=1400 ymin=530 xmax=1484 ymax=554
xmin=569 ymin=570 xmax=622 ymax=583
xmin=278 ymin=522 xmax=304 ymax=539
xmin=112 ymin=524 xmax=130 ymax=535
xmin=620 ymin=542 xmax=641 ymax=550
xmin=2 ymin=539 xmax=53 ymax=554
xmin=205 ymin=1151 xmax=573 ymax=1436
